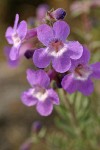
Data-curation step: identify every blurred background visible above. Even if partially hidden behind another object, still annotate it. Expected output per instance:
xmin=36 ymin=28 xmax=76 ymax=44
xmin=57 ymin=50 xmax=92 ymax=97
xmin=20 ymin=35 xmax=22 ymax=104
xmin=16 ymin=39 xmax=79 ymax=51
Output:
xmin=0 ymin=0 xmax=100 ymax=150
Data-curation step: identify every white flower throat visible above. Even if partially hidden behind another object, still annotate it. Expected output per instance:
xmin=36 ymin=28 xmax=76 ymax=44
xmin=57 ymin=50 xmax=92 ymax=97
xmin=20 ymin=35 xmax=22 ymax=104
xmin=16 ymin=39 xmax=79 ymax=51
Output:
xmin=32 ymin=85 xmax=48 ymax=102
xmin=49 ymin=39 xmax=67 ymax=57
xmin=74 ymin=64 xmax=92 ymax=81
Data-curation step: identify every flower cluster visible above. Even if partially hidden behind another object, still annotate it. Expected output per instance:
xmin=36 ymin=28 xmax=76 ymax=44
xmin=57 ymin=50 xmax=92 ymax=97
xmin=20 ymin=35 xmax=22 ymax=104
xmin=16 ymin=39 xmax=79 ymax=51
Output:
xmin=5 ymin=5 xmax=100 ymax=116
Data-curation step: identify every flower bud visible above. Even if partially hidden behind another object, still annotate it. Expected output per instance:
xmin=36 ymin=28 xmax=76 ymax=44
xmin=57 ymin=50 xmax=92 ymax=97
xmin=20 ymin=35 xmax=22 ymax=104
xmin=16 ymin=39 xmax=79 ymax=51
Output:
xmin=51 ymin=8 xmax=66 ymax=20
xmin=47 ymin=69 xmax=57 ymax=81
xmin=32 ymin=121 xmax=42 ymax=133
xmin=24 ymin=50 xmax=34 ymax=59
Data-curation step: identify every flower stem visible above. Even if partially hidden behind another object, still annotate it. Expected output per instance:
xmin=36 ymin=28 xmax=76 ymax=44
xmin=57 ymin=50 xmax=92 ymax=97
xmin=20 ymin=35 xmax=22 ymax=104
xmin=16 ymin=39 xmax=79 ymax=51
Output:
xmin=63 ymin=90 xmax=78 ymax=127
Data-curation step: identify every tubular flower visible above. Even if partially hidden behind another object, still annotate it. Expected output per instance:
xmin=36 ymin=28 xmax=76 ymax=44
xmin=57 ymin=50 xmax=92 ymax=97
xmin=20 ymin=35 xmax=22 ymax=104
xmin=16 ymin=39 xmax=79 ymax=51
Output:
xmin=21 ymin=69 xmax=59 ymax=116
xmin=61 ymin=46 xmax=100 ymax=96
xmin=5 ymin=14 xmax=27 ymax=60
xmin=33 ymin=21 xmax=83 ymax=73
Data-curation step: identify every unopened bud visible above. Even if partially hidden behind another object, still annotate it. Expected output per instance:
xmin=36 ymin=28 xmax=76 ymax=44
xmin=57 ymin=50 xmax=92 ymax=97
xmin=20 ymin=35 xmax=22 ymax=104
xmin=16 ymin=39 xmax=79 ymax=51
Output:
xmin=51 ymin=8 xmax=66 ymax=20
xmin=24 ymin=50 xmax=34 ymax=59
xmin=32 ymin=121 xmax=42 ymax=133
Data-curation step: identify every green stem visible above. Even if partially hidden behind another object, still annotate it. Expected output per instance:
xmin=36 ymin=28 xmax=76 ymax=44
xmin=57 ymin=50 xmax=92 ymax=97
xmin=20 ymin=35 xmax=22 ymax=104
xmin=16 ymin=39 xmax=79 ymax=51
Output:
xmin=63 ymin=90 xmax=78 ymax=127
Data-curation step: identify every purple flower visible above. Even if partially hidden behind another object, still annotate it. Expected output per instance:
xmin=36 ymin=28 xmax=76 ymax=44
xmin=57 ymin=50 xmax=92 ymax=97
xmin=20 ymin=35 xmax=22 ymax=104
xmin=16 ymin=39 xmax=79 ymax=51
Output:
xmin=70 ymin=0 xmax=100 ymax=16
xmin=4 ymin=42 xmax=34 ymax=67
xmin=33 ymin=21 xmax=83 ymax=73
xmin=5 ymin=14 xmax=27 ymax=60
xmin=21 ymin=69 xmax=59 ymax=116
xmin=61 ymin=46 xmax=100 ymax=96
xmin=20 ymin=140 xmax=32 ymax=150
xmin=51 ymin=8 xmax=66 ymax=20
xmin=46 ymin=8 xmax=66 ymax=21
xmin=36 ymin=4 xmax=49 ymax=24
xmin=32 ymin=121 xmax=42 ymax=133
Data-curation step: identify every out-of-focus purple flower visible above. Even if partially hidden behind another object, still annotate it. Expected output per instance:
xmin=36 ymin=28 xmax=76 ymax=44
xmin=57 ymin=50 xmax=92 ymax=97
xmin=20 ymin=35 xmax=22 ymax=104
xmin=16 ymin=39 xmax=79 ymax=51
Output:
xmin=70 ymin=1 xmax=91 ymax=16
xmin=4 ymin=41 xmax=34 ymax=66
xmin=4 ymin=46 xmax=19 ymax=67
xmin=5 ymin=14 xmax=27 ymax=60
xmin=70 ymin=0 xmax=100 ymax=16
xmin=21 ymin=69 xmax=59 ymax=116
xmin=36 ymin=4 xmax=49 ymax=24
xmin=50 ymin=8 xmax=66 ymax=20
xmin=32 ymin=121 xmax=42 ymax=133
xmin=33 ymin=21 xmax=83 ymax=73
xmin=20 ymin=140 xmax=32 ymax=150
xmin=61 ymin=46 xmax=100 ymax=96
xmin=91 ymin=0 xmax=100 ymax=8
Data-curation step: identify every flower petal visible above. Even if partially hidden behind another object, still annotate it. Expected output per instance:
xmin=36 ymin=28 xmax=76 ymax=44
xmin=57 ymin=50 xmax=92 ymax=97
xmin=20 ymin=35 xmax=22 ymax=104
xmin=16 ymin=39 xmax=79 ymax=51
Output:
xmin=17 ymin=21 xmax=27 ymax=40
xmin=21 ymin=89 xmax=37 ymax=106
xmin=27 ymin=69 xmax=50 ymax=88
xmin=13 ymin=14 xmax=19 ymax=30
xmin=33 ymin=48 xmax=51 ymax=68
xmin=9 ymin=46 xmax=20 ymax=60
xmin=61 ymin=74 xmax=78 ymax=94
xmin=5 ymin=27 xmax=13 ymax=44
xmin=36 ymin=98 xmax=53 ymax=116
xmin=47 ymin=89 xmax=60 ymax=105
xmin=70 ymin=46 xmax=90 ymax=71
xmin=4 ymin=46 xmax=19 ymax=67
xmin=25 ymin=28 xmax=37 ymax=40
xmin=37 ymin=24 xmax=54 ymax=46
xmin=53 ymin=21 xmax=70 ymax=42
xmin=78 ymin=79 xmax=94 ymax=96
xmin=52 ymin=51 xmax=71 ymax=73
xmin=79 ymin=46 xmax=90 ymax=64
xmin=90 ymin=62 xmax=100 ymax=79
xmin=67 ymin=41 xmax=83 ymax=59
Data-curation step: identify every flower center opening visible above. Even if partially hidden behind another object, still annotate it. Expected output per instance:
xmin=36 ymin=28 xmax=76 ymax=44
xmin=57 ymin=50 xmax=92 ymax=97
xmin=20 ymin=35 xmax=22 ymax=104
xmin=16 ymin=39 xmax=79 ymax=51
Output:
xmin=50 ymin=39 xmax=63 ymax=52
xmin=74 ymin=64 xmax=92 ymax=81
xmin=48 ymin=38 xmax=67 ymax=57
xmin=12 ymin=32 xmax=21 ymax=46
xmin=32 ymin=85 xmax=48 ymax=102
